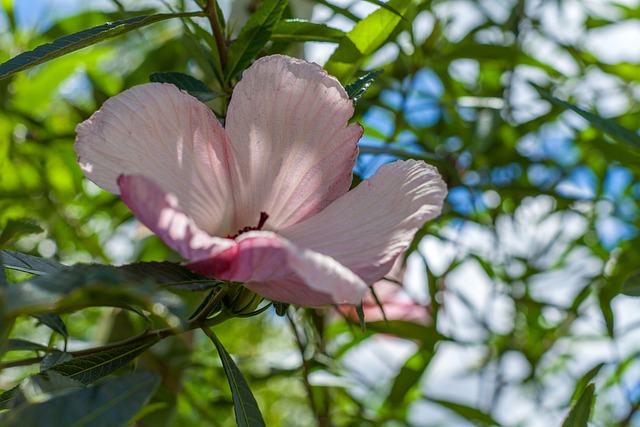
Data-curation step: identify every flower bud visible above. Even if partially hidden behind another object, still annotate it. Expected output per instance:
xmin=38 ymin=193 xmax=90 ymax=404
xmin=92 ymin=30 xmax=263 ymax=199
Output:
xmin=223 ymin=286 xmax=263 ymax=316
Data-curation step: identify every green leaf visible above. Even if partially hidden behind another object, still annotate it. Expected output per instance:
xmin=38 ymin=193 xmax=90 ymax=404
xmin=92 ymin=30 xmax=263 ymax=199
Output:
xmin=425 ymin=397 xmax=500 ymax=426
xmin=207 ymin=330 xmax=265 ymax=427
xmin=2 ymin=339 xmax=50 ymax=353
xmin=325 ymin=0 xmax=410 ymax=81
xmin=534 ymin=85 xmax=640 ymax=150
xmin=3 ymin=263 xmax=191 ymax=321
xmin=0 ymin=253 xmax=9 ymax=350
xmin=3 ymin=372 xmax=83 ymax=411
xmin=598 ymin=280 xmax=619 ymax=337
xmin=149 ymin=72 xmax=222 ymax=102
xmin=622 ymin=270 xmax=640 ymax=296
xmin=362 ymin=0 xmax=410 ymax=18
xmin=273 ymin=302 xmax=289 ymax=317
xmin=562 ymin=383 xmax=595 ymax=427
xmin=0 ymin=387 xmax=17 ymax=411
xmin=386 ymin=349 xmax=432 ymax=406
xmin=21 ymin=370 xmax=83 ymax=398
xmin=0 ymin=251 xmax=7 ymax=288
xmin=366 ymin=320 xmax=439 ymax=343
xmin=345 ymin=69 xmax=383 ymax=103
xmin=271 ymin=20 xmax=345 ymax=43
xmin=0 ymin=12 xmax=203 ymax=80
xmin=0 ymin=338 xmax=157 ymax=410
xmin=355 ymin=304 xmax=366 ymax=332
xmin=0 ymin=219 xmax=43 ymax=248
xmin=568 ymin=364 xmax=603 ymax=405
xmin=40 ymin=351 xmax=74 ymax=371
xmin=32 ymin=313 xmax=68 ymax=339
xmin=116 ymin=261 xmax=226 ymax=291
xmin=0 ymin=372 xmax=160 ymax=427
xmin=1 ymin=250 xmax=64 ymax=275
xmin=49 ymin=336 xmax=159 ymax=385
xmin=224 ymin=0 xmax=288 ymax=83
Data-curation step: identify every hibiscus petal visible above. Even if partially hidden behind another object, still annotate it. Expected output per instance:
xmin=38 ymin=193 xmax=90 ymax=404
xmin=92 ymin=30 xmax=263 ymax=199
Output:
xmin=118 ymin=175 xmax=234 ymax=261
xmin=76 ymin=83 xmax=234 ymax=236
xmin=280 ymin=160 xmax=447 ymax=284
xmin=225 ymin=55 xmax=361 ymax=231
xmin=188 ymin=231 xmax=369 ymax=306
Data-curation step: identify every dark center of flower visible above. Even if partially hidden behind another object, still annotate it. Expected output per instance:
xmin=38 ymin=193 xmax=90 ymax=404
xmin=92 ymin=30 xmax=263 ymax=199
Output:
xmin=226 ymin=212 xmax=269 ymax=239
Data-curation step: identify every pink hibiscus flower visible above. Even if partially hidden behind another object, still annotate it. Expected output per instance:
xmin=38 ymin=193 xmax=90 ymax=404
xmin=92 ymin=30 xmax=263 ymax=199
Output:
xmin=75 ymin=55 xmax=447 ymax=307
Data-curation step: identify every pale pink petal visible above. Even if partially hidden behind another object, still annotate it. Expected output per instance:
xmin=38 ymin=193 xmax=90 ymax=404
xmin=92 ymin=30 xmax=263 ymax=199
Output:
xmin=225 ymin=55 xmax=361 ymax=232
xmin=280 ymin=160 xmax=447 ymax=284
xmin=343 ymin=289 xmax=431 ymax=324
xmin=362 ymin=281 xmax=431 ymax=324
xmin=118 ymin=175 xmax=234 ymax=261
xmin=76 ymin=83 xmax=234 ymax=236
xmin=370 ymin=301 xmax=431 ymax=324
xmin=187 ymin=231 xmax=369 ymax=306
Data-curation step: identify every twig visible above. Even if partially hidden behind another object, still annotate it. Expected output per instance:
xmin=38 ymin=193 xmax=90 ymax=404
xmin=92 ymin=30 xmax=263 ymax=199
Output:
xmin=287 ymin=311 xmax=332 ymax=427
xmin=204 ymin=0 xmax=228 ymax=72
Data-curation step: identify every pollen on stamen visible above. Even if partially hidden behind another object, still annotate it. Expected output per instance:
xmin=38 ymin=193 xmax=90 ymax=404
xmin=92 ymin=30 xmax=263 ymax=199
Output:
xmin=257 ymin=211 xmax=269 ymax=230
xmin=226 ymin=212 xmax=270 ymax=239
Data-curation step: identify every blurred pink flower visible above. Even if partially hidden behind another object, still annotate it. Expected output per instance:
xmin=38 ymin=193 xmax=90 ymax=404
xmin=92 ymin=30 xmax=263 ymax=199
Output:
xmin=341 ymin=257 xmax=431 ymax=325
xmin=75 ymin=55 xmax=447 ymax=307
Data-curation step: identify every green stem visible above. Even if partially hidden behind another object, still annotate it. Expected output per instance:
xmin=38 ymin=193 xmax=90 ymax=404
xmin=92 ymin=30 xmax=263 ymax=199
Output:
xmin=286 ymin=311 xmax=325 ymax=426
xmin=204 ymin=0 xmax=227 ymax=72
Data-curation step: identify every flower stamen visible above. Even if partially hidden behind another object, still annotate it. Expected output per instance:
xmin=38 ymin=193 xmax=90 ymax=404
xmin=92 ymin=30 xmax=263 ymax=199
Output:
xmin=227 ymin=212 xmax=269 ymax=239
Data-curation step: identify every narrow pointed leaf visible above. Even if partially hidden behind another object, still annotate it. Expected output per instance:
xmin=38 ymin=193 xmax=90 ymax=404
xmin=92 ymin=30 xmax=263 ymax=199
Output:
xmin=325 ymin=0 xmax=410 ymax=81
xmin=224 ymin=0 xmax=288 ymax=82
xmin=4 ymin=263 xmax=194 ymax=321
xmin=21 ymin=371 xmax=83 ymax=398
xmin=0 ymin=387 xmax=18 ymax=411
xmin=149 ymin=72 xmax=221 ymax=102
xmin=534 ymin=85 xmax=640 ymax=150
xmin=346 ymin=69 xmax=383 ymax=103
xmin=0 ymin=251 xmax=6 ymax=287
xmin=569 ymin=364 xmax=603 ymax=405
xmin=1 ymin=250 xmax=64 ymax=275
xmin=49 ymin=336 xmax=159 ymax=385
xmin=0 ymin=12 xmax=202 ymax=80
xmin=271 ymin=20 xmax=345 ymax=43
xmin=0 ymin=253 xmax=9 ymax=346
xmin=207 ymin=331 xmax=265 ymax=427
xmin=366 ymin=320 xmax=439 ymax=343
xmin=0 ymin=338 xmax=157 ymax=410
xmin=32 ymin=313 xmax=68 ymax=339
xmin=622 ymin=270 xmax=640 ymax=296
xmin=2 ymin=339 xmax=50 ymax=353
xmin=562 ymin=383 xmax=595 ymax=427
xmin=3 ymin=372 xmax=83 ymax=412
xmin=116 ymin=261 xmax=227 ymax=291
xmin=355 ymin=304 xmax=366 ymax=332
xmin=386 ymin=349 xmax=432 ymax=406
xmin=0 ymin=372 xmax=160 ymax=427
xmin=425 ymin=397 xmax=500 ymax=425
xmin=40 ymin=351 xmax=74 ymax=371
xmin=0 ymin=220 xmax=43 ymax=248
xmin=362 ymin=0 xmax=409 ymax=18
